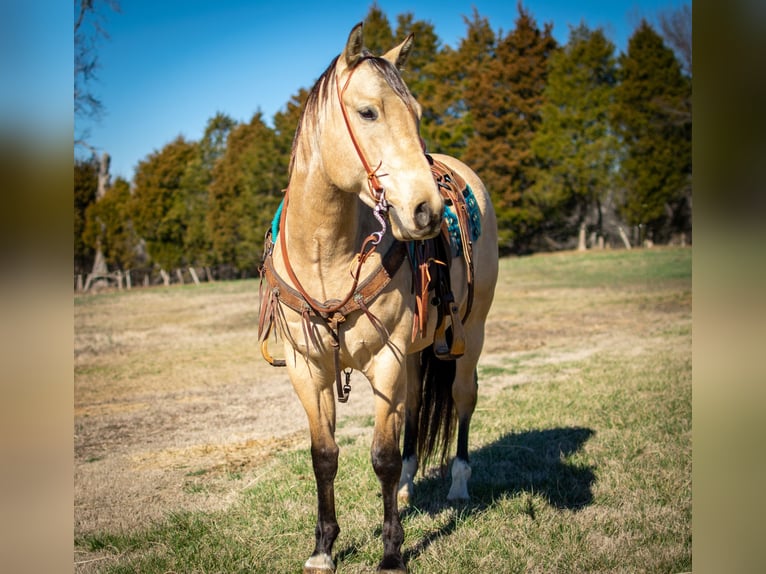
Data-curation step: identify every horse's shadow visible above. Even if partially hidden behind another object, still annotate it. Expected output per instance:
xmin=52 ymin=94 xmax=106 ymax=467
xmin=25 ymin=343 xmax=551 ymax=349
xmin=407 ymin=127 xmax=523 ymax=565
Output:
xmin=413 ymin=426 xmax=595 ymax=512
xmin=401 ymin=426 xmax=596 ymax=562
xmin=335 ymin=426 xmax=596 ymax=565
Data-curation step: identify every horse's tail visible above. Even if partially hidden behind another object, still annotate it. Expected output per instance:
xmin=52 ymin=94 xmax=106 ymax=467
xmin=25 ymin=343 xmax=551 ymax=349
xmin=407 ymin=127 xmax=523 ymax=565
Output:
xmin=416 ymin=344 xmax=457 ymax=470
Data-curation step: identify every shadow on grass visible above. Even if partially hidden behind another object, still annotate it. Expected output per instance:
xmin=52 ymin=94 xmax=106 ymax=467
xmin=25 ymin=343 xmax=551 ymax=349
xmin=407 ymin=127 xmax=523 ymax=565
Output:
xmin=398 ymin=426 xmax=596 ymax=561
xmin=333 ymin=427 xmax=595 ymax=566
xmin=418 ymin=426 xmax=595 ymax=511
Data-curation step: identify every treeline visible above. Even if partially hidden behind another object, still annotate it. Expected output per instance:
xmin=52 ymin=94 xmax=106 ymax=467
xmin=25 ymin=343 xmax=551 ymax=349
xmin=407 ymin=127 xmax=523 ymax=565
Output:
xmin=74 ymin=3 xmax=691 ymax=280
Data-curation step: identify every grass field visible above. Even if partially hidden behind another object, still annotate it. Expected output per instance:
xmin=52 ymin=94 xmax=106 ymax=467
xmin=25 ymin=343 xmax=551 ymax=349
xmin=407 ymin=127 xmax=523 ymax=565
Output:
xmin=74 ymin=247 xmax=691 ymax=573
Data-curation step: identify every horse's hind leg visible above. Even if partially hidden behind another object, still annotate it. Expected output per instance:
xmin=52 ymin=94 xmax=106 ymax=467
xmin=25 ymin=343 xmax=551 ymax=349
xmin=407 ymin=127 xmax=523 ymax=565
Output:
xmin=397 ymin=354 xmax=421 ymax=504
xmin=447 ymin=358 xmax=478 ymax=500
xmin=446 ymin=318 xmax=488 ymax=501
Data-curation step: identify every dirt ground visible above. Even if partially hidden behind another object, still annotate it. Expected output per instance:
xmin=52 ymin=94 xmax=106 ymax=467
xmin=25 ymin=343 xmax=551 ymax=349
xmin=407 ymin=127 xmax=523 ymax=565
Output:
xmin=74 ymin=262 xmax=691 ymax=570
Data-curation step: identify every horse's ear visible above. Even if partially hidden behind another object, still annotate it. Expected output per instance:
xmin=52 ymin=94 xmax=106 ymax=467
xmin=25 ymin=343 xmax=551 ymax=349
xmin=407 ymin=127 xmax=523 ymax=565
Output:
xmin=343 ymin=22 xmax=365 ymax=69
xmin=382 ymin=33 xmax=414 ymax=70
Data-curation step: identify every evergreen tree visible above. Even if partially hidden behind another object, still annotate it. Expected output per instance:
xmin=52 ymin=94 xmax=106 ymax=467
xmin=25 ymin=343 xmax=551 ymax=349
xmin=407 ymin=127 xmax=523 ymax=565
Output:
xmin=74 ymin=156 xmax=99 ymax=274
xmin=394 ymin=12 xmax=440 ymax=89
xmin=613 ymin=21 xmax=691 ymax=243
xmin=463 ymin=2 xmax=557 ymax=253
xmin=273 ymin=88 xmax=310 ymax=177
xmin=207 ymin=112 xmax=284 ymax=274
xmin=418 ymin=8 xmax=495 ymax=158
xmin=83 ymin=176 xmax=140 ymax=270
xmin=199 ymin=112 xmax=237 ymax=168
xmin=180 ymin=113 xmax=237 ymax=267
xmin=530 ymin=24 xmax=619 ymax=250
xmin=361 ymin=3 xmax=395 ymax=55
xmin=131 ymin=136 xmax=198 ymax=270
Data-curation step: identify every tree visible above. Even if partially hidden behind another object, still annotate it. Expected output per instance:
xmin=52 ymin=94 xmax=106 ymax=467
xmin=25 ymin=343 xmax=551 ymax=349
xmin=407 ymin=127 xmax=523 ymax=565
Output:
xmin=273 ymin=88 xmax=310 ymax=177
xmin=463 ymin=2 xmax=557 ymax=253
xmin=83 ymin=176 xmax=140 ymax=270
xmin=180 ymin=113 xmax=237 ymax=266
xmin=530 ymin=24 xmax=619 ymax=250
xmin=658 ymin=3 xmax=691 ymax=77
xmin=415 ymin=9 xmax=495 ymax=158
xmin=394 ymin=12 xmax=440 ymax=87
xmin=199 ymin=111 xmax=237 ymax=168
xmin=613 ymin=21 xmax=692 ymax=243
xmin=74 ymin=156 xmax=99 ymax=275
xmin=207 ymin=113 xmax=284 ymax=274
xmin=131 ymin=136 xmax=198 ymax=270
xmin=361 ymin=2 xmax=395 ymax=55
xmin=74 ymin=0 xmax=120 ymax=148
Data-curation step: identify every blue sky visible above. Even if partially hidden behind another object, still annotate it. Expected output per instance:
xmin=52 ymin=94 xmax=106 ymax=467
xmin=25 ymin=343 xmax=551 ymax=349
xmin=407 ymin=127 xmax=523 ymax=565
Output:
xmin=75 ymin=0 xmax=684 ymax=180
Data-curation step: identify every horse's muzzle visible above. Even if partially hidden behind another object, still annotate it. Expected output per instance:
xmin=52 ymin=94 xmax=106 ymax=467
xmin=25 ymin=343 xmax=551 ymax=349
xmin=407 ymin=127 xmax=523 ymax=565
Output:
xmin=413 ymin=200 xmax=443 ymax=237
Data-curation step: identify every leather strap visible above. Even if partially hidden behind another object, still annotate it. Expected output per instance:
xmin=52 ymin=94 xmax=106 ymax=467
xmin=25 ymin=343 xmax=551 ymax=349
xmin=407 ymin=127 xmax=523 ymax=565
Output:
xmin=261 ymin=237 xmax=407 ymax=320
xmin=430 ymin=157 xmax=476 ymax=323
xmin=277 ymin=188 xmax=384 ymax=317
xmin=259 ymin=236 xmax=407 ymax=401
xmin=336 ymin=57 xmax=388 ymax=200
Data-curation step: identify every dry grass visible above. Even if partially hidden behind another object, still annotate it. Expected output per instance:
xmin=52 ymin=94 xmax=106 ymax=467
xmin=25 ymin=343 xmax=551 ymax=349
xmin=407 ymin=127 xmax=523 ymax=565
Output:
xmin=74 ymin=281 xmax=380 ymax=538
xmin=74 ymin=247 xmax=691 ymax=573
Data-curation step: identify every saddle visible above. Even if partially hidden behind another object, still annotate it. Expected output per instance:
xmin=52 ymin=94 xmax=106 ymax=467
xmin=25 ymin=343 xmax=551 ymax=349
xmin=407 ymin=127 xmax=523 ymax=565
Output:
xmin=412 ymin=155 xmax=477 ymax=359
xmin=258 ymin=155 xmax=478 ymax=394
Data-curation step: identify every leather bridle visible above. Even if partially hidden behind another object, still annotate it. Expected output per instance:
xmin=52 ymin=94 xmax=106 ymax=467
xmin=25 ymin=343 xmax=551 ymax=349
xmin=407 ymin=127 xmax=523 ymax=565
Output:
xmin=276 ymin=57 xmax=415 ymax=318
xmin=335 ymin=56 xmax=388 ymax=202
xmin=260 ymin=57 xmax=430 ymax=403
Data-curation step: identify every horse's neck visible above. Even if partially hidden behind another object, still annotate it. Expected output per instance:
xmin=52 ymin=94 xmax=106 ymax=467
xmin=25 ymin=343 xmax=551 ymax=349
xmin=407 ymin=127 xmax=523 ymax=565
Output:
xmin=281 ymin=169 xmax=366 ymax=289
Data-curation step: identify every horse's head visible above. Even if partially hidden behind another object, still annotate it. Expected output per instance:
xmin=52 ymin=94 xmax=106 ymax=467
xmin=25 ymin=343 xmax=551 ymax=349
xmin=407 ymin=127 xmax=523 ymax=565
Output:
xmin=312 ymin=23 xmax=443 ymax=241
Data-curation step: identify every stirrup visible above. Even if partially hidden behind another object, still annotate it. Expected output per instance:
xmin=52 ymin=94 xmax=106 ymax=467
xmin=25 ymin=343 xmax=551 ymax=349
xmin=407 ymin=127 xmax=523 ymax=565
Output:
xmin=433 ymin=318 xmax=451 ymax=358
xmin=433 ymin=303 xmax=465 ymax=361
xmin=260 ymin=330 xmax=286 ymax=367
xmin=446 ymin=300 xmax=466 ymax=358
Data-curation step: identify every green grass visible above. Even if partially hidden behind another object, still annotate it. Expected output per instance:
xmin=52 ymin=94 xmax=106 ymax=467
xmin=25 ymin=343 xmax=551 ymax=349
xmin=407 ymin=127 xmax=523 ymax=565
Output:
xmin=498 ymin=246 xmax=691 ymax=288
xmin=75 ymin=247 xmax=691 ymax=573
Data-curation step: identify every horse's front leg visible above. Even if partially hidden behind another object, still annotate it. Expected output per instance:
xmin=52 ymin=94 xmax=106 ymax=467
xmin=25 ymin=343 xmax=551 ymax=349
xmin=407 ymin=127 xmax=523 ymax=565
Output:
xmin=370 ymin=355 xmax=408 ymax=573
xmin=288 ymin=359 xmax=340 ymax=574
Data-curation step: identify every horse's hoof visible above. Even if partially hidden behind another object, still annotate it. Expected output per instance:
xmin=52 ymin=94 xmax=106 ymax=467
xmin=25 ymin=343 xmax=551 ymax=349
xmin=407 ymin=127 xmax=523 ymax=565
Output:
xmin=304 ymin=553 xmax=335 ymax=573
xmin=377 ymin=556 xmax=406 ymax=573
xmin=446 ymin=483 xmax=470 ymax=501
xmin=397 ymin=482 xmax=412 ymax=505
xmin=446 ymin=458 xmax=471 ymax=501
xmin=397 ymin=456 xmax=417 ymax=505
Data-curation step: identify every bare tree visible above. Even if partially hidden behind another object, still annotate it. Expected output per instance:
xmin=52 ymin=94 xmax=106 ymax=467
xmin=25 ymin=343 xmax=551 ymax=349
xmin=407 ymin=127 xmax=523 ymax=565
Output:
xmin=658 ymin=3 xmax=691 ymax=76
xmin=74 ymin=0 xmax=120 ymax=149
xmin=89 ymin=152 xmax=111 ymax=287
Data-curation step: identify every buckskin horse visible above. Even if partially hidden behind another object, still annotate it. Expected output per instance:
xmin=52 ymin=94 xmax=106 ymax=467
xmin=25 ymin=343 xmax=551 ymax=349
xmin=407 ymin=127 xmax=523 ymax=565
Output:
xmin=258 ymin=23 xmax=498 ymax=573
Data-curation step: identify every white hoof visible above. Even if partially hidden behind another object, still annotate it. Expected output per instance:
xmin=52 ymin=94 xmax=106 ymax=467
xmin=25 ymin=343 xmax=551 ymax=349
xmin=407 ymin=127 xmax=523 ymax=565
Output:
xmin=397 ymin=481 xmax=413 ymax=504
xmin=397 ymin=456 xmax=417 ymax=504
xmin=446 ymin=458 xmax=471 ymax=500
xmin=304 ymin=552 xmax=335 ymax=573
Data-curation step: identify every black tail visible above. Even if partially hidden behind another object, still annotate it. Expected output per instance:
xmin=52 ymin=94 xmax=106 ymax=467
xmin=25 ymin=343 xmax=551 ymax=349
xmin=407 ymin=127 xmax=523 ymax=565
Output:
xmin=416 ymin=344 xmax=457 ymax=469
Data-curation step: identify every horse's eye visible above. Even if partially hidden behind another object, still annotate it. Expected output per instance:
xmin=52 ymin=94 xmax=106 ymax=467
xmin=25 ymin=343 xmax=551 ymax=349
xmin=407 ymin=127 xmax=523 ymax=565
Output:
xmin=358 ymin=107 xmax=378 ymax=121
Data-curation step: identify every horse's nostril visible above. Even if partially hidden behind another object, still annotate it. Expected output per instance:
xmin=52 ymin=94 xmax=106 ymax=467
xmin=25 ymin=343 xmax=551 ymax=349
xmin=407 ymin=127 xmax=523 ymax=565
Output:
xmin=414 ymin=201 xmax=432 ymax=229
